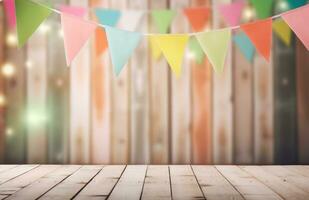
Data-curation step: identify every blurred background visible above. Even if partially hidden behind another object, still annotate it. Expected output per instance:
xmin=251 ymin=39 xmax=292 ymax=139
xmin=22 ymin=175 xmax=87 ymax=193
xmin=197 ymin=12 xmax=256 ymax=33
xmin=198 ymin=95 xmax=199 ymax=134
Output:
xmin=0 ymin=0 xmax=308 ymax=165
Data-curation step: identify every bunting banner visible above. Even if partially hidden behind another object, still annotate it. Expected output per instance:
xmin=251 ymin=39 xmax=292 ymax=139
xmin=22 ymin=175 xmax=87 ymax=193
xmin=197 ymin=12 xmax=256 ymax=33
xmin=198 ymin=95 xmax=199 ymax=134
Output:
xmin=105 ymin=27 xmax=142 ymax=75
xmin=151 ymin=34 xmax=189 ymax=77
xmin=241 ymin=18 xmax=272 ymax=61
xmin=4 ymin=0 xmax=309 ymax=77
xmin=282 ymin=5 xmax=309 ymax=50
xmin=273 ymin=19 xmax=292 ymax=46
xmin=233 ymin=32 xmax=255 ymax=62
xmin=196 ymin=29 xmax=231 ymax=73
xmin=218 ymin=1 xmax=245 ymax=27
xmin=3 ymin=0 xmax=16 ymax=28
xmin=15 ymin=0 xmax=52 ymax=47
xmin=183 ymin=7 xmax=210 ymax=31
xmin=151 ymin=10 xmax=176 ymax=33
xmin=61 ymin=13 xmax=96 ymax=65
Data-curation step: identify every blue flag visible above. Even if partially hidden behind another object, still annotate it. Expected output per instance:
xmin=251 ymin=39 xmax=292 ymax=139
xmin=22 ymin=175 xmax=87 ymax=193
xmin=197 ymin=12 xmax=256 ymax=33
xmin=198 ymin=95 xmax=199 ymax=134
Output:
xmin=233 ymin=32 xmax=255 ymax=62
xmin=105 ymin=27 xmax=142 ymax=75
xmin=95 ymin=8 xmax=121 ymax=27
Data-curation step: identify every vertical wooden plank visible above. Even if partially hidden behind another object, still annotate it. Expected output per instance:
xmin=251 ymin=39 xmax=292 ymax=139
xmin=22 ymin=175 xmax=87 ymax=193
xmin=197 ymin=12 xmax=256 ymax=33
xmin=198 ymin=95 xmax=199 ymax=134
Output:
xmin=170 ymin=0 xmax=191 ymax=164
xmin=110 ymin=0 xmax=130 ymax=164
xmin=253 ymin=55 xmax=274 ymax=164
xmin=191 ymin=0 xmax=212 ymax=165
xmin=296 ymin=39 xmax=309 ymax=164
xmin=47 ymin=0 xmax=70 ymax=164
xmin=141 ymin=166 xmax=171 ymax=200
xmin=212 ymin=0 xmax=233 ymax=164
xmin=109 ymin=165 xmax=147 ymax=200
xmin=26 ymin=23 xmax=48 ymax=163
xmin=129 ymin=0 xmax=150 ymax=164
xmin=69 ymin=0 xmax=91 ymax=164
xmin=90 ymin=0 xmax=111 ymax=164
xmin=0 ymin=5 xmax=5 ymax=163
xmin=148 ymin=0 xmax=170 ymax=164
xmin=273 ymin=34 xmax=298 ymax=164
xmin=233 ymin=32 xmax=254 ymax=164
xmin=4 ymin=33 xmax=27 ymax=164
xmin=169 ymin=165 xmax=205 ymax=199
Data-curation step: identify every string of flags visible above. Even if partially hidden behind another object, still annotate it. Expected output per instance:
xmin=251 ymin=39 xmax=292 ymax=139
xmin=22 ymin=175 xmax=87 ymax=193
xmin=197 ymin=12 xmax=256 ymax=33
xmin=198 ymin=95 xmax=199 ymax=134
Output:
xmin=2 ymin=0 xmax=309 ymax=77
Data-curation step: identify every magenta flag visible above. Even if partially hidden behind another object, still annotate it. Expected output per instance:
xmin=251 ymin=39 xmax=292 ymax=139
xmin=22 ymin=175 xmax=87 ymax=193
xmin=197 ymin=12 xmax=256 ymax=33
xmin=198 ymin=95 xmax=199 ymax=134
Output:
xmin=3 ymin=0 xmax=16 ymax=28
xmin=282 ymin=5 xmax=309 ymax=50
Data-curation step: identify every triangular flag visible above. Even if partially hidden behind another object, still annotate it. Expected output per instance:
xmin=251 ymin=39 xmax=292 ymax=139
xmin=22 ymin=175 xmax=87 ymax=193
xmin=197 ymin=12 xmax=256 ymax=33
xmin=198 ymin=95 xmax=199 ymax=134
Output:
xmin=287 ymin=0 xmax=307 ymax=9
xmin=282 ymin=5 xmax=309 ymax=50
xmin=218 ymin=1 xmax=245 ymax=26
xmin=95 ymin=8 xmax=121 ymax=27
xmin=149 ymin=36 xmax=162 ymax=60
xmin=15 ymin=0 xmax=52 ymax=47
xmin=249 ymin=0 xmax=273 ymax=19
xmin=241 ymin=19 xmax=272 ymax=61
xmin=151 ymin=34 xmax=189 ymax=77
xmin=196 ymin=29 xmax=231 ymax=73
xmin=105 ymin=27 xmax=142 ymax=76
xmin=273 ymin=19 xmax=292 ymax=46
xmin=3 ymin=0 xmax=16 ymax=28
xmin=118 ymin=11 xmax=144 ymax=31
xmin=95 ymin=28 xmax=108 ymax=56
xmin=59 ymin=5 xmax=87 ymax=17
xmin=183 ymin=7 xmax=210 ymax=31
xmin=188 ymin=37 xmax=205 ymax=64
xmin=61 ymin=13 xmax=97 ymax=65
xmin=233 ymin=32 xmax=255 ymax=62
xmin=151 ymin=10 xmax=176 ymax=33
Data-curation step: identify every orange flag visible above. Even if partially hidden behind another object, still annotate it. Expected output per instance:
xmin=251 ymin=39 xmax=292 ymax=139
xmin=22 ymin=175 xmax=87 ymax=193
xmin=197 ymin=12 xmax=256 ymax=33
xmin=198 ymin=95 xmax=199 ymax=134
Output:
xmin=241 ymin=18 xmax=272 ymax=61
xmin=183 ymin=7 xmax=210 ymax=31
xmin=95 ymin=28 xmax=108 ymax=56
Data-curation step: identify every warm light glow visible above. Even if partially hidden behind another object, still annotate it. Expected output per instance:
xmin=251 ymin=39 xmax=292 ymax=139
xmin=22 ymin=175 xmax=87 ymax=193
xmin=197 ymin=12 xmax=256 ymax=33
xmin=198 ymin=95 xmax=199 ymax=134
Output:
xmin=0 ymin=94 xmax=6 ymax=107
xmin=6 ymin=33 xmax=18 ymax=47
xmin=276 ymin=0 xmax=290 ymax=12
xmin=56 ymin=78 xmax=64 ymax=87
xmin=58 ymin=29 xmax=64 ymax=38
xmin=242 ymin=7 xmax=256 ymax=21
xmin=1 ymin=63 xmax=16 ymax=78
xmin=25 ymin=60 xmax=34 ymax=69
xmin=26 ymin=109 xmax=47 ymax=126
xmin=187 ymin=51 xmax=196 ymax=60
xmin=6 ymin=128 xmax=14 ymax=137
xmin=38 ymin=23 xmax=51 ymax=34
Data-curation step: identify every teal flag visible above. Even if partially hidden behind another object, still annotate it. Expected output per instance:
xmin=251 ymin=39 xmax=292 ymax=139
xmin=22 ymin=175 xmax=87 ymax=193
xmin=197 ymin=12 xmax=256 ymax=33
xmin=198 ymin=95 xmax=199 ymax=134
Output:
xmin=287 ymin=0 xmax=307 ymax=8
xmin=105 ymin=27 xmax=141 ymax=76
xmin=95 ymin=8 xmax=121 ymax=27
xmin=151 ymin=10 xmax=176 ymax=33
xmin=250 ymin=0 xmax=273 ymax=19
xmin=15 ymin=0 xmax=52 ymax=47
xmin=233 ymin=32 xmax=255 ymax=62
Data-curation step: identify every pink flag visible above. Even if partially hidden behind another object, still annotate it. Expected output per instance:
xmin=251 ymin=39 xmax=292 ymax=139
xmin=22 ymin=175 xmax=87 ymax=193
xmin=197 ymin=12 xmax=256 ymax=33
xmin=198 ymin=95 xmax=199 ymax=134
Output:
xmin=3 ymin=0 xmax=16 ymax=28
xmin=60 ymin=5 xmax=87 ymax=17
xmin=282 ymin=5 xmax=309 ymax=50
xmin=218 ymin=1 xmax=245 ymax=26
xmin=61 ymin=13 xmax=97 ymax=65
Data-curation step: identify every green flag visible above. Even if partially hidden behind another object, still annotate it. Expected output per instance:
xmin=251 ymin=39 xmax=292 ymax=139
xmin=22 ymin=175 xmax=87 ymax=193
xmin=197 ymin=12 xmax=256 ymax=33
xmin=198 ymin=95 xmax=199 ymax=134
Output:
xmin=15 ymin=0 xmax=52 ymax=47
xmin=151 ymin=10 xmax=176 ymax=33
xmin=250 ymin=0 xmax=273 ymax=19
xmin=196 ymin=29 xmax=231 ymax=73
xmin=188 ymin=37 xmax=205 ymax=65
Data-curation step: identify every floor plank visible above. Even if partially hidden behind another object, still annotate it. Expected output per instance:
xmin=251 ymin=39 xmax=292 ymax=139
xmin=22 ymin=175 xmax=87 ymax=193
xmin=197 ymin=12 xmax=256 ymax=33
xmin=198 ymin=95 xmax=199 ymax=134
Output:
xmin=39 ymin=165 xmax=102 ymax=200
xmin=192 ymin=166 xmax=244 ymax=200
xmin=141 ymin=165 xmax=171 ymax=200
xmin=75 ymin=165 xmax=125 ymax=200
xmin=216 ymin=166 xmax=283 ymax=200
xmin=108 ymin=165 xmax=147 ymax=200
xmin=169 ymin=165 xmax=205 ymax=200
xmin=6 ymin=165 xmax=80 ymax=200
xmin=242 ymin=166 xmax=309 ymax=200
xmin=0 ymin=165 xmax=38 ymax=185
xmin=0 ymin=165 xmax=17 ymax=174
xmin=284 ymin=166 xmax=309 ymax=178
xmin=0 ymin=165 xmax=59 ymax=198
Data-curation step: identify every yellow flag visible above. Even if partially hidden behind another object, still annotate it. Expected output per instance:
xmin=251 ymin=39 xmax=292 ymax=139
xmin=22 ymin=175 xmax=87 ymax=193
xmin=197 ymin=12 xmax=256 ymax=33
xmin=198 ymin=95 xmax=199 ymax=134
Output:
xmin=149 ymin=36 xmax=162 ymax=60
xmin=151 ymin=34 xmax=189 ymax=77
xmin=273 ymin=19 xmax=292 ymax=46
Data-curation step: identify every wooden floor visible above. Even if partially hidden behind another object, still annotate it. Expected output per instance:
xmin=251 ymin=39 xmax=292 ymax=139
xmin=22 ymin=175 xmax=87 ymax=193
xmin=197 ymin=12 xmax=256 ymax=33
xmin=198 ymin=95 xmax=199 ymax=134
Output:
xmin=0 ymin=165 xmax=309 ymax=199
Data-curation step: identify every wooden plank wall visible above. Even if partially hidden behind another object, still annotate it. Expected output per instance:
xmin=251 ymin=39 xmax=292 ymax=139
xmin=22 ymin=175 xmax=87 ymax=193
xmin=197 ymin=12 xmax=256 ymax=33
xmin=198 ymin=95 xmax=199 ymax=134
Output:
xmin=0 ymin=6 xmax=5 ymax=163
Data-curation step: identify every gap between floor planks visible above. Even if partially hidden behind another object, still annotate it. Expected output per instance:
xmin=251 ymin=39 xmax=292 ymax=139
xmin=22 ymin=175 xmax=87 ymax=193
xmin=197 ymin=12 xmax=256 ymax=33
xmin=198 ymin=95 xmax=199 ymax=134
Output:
xmin=0 ymin=165 xmax=309 ymax=199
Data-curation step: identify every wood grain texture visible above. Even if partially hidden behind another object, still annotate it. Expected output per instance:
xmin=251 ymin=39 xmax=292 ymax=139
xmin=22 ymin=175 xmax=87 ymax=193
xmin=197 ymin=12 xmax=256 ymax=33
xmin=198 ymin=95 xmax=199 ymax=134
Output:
xmin=0 ymin=7 xmax=5 ymax=164
xmin=296 ymin=39 xmax=309 ymax=164
xmin=148 ymin=0 xmax=170 ymax=164
xmin=170 ymin=0 xmax=191 ymax=164
xmin=69 ymin=0 xmax=91 ymax=164
xmin=90 ymin=0 xmax=111 ymax=164
xmin=191 ymin=0 xmax=212 ymax=165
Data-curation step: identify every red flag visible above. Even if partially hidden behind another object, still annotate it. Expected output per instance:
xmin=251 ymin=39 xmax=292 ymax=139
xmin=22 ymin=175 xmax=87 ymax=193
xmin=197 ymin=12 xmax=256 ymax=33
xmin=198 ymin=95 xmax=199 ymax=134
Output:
xmin=183 ymin=7 xmax=210 ymax=32
xmin=241 ymin=18 xmax=272 ymax=61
